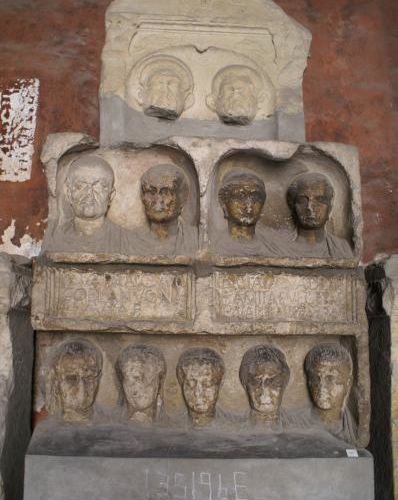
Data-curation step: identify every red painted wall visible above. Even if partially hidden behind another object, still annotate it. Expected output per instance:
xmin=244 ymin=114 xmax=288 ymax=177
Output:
xmin=0 ymin=0 xmax=397 ymax=262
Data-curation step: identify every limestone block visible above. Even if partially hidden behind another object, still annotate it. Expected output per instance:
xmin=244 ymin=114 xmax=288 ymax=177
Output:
xmin=100 ymin=0 xmax=311 ymax=145
xmin=39 ymin=137 xmax=362 ymax=267
xmin=32 ymin=265 xmax=366 ymax=336
xmin=0 ymin=253 xmax=32 ymax=500
xmin=382 ymin=255 xmax=398 ymax=498
xmin=25 ymin=422 xmax=375 ymax=500
xmin=33 ymin=329 xmax=370 ymax=447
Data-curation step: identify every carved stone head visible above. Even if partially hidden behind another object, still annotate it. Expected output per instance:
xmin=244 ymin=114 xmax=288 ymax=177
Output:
xmin=240 ymin=345 xmax=290 ymax=423
xmin=48 ymin=340 xmax=102 ymax=423
xmin=138 ymin=56 xmax=194 ymax=120
xmin=287 ymin=173 xmax=334 ymax=231
xmin=305 ymin=344 xmax=353 ymax=422
xmin=65 ymin=156 xmax=115 ymax=224
xmin=141 ymin=164 xmax=189 ymax=235
xmin=116 ymin=345 xmax=166 ymax=424
xmin=176 ymin=348 xmax=225 ymax=427
xmin=207 ymin=65 xmax=265 ymax=125
xmin=219 ymin=172 xmax=266 ymax=239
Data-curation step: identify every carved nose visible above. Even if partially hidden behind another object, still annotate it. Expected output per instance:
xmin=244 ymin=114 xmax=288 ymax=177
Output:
xmin=154 ymin=200 xmax=165 ymax=210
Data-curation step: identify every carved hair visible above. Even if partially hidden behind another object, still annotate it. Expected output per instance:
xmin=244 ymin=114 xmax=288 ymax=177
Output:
xmin=115 ymin=344 xmax=166 ymax=416
xmin=176 ymin=348 xmax=225 ymax=385
xmin=115 ymin=344 xmax=167 ymax=385
xmin=211 ymin=65 xmax=263 ymax=97
xmin=46 ymin=339 xmax=103 ymax=414
xmin=141 ymin=164 xmax=189 ymax=208
xmin=66 ymin=155 xmax=115 ymax=186
xmin=239 ymin=345 xmax=290 ymax=389
xmin=304 ymin=343 xmax=353 ymax=375
xmin=286 ymin=172 xmax=334 ymax=211
xmin=139 ymin=55 xmax=193 ymax=95
xmin=218 ymin=172 xmax=266 ymax=206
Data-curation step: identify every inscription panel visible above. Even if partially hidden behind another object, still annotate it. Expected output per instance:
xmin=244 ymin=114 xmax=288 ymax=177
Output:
xmin=33 ymin=266 xmax=193 ymax=326
xmin=213 ymin=271 xmax=356 ymax=324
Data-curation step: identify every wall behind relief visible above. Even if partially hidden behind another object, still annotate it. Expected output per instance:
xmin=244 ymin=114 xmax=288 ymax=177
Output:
xmin=0 ymin=0 xmax=397 ymax=263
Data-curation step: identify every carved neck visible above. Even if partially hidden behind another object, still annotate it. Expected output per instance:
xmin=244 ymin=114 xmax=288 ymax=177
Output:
xmin=127 ymin=405 xmax=156 ymax=424
xmin=250 ymin=408 xmax=279 ymax=426
xmin=149 ymin=220 xmax=178 ymax=240
xmin=190 ymin=410 xmax=215 ymax=427
xmin=74 ymin=216 xmax=105 ymax=236
xmin=296 ymin=227 xmax=326 ymax=244
xmin=314 ymin=405 xmax=343 ymax=425
xmin=229 ymin=222 xmax=255 ymax=241
xmin=63 ymin=407 xmax=91 ymax=423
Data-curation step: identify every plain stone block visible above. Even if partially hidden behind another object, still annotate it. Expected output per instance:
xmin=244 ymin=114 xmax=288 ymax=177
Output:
xmin=24 ymin=424 xmax=374 ymax=500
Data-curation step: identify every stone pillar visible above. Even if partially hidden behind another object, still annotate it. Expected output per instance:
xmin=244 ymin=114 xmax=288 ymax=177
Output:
xmin=0 ymin=253 xmax=32 ymax=500
xmin=383 ymin=255 xmax=398 ymax=498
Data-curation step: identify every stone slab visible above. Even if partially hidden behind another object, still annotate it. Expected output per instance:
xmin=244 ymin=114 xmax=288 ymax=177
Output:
xmin=0 ymin=253 xmax=32 ymax=500
xmin=32 ymin=264 xmax=367 ymax=336
xmin=100 ymin=0 xmax=311 ymax=145
xmin=25 ymin=425 xmax=374 ymax=500
xmin=382 ymin=255 xmax=398 ymax=498
xmin=39 ymin=137 xmax=363 ymax=266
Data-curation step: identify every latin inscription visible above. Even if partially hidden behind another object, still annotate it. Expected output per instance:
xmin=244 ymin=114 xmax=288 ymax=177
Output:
xmin=41 ymin=267 xmax=193 ymax=323
xmin=213 ymin=271 xmax=356 ymax=324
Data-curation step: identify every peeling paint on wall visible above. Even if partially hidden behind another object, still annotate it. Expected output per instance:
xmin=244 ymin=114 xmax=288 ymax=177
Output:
xmin=0 ymin=220 xmax=41 ymax=258
xmin=0 ymin=78 xmax=39 ymax=182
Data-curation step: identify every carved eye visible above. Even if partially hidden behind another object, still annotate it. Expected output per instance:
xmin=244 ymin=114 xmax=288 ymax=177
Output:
xmin=296 ymin=196 xmax=308 ymax=205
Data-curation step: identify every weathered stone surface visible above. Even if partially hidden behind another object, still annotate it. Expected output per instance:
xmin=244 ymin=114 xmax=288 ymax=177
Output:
xmin=382 ymin=255 xmax=398 ymax=499
xmin=100 ymin=0 xmax=311 ymax=145
xmin=32 ymin=265 xmax=194 ymax=331
xmin=32 ymin=264 xmax=365 ymax=336
xmin=24 ymin=423 xmax=374 ymax=500
xmin=0 ymin=253 xmax=32 ymax=500
xmin=39 ymin=138 xmax=362 ymax=266
xmin=212 ymin=270 xmax=358 ymax=325
xmin=33 ymin=329 xmax=370 ymax=448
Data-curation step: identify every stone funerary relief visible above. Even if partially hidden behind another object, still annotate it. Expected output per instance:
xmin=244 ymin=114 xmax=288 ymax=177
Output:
xmin=26 ymin=1 xmax=373 ymax=499
xmin=100 ymin=0 xmax=311 ymax=145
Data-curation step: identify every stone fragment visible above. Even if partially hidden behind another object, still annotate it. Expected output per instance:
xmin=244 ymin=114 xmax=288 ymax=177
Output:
xmin=382 ymin=255 xmax=398 ymax=498
xmin=100 ymin=0 xmax=311 ymax=145
xmin=0 ymin=253 xmax=32 ymax=500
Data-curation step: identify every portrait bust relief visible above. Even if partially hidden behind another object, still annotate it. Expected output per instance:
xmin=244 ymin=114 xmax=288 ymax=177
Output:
xmin=286 ymin=172 xmax=353 ymax=258
xmin=214 ymin=170 xmax=285 ymax=256
xmin=305 ymin=343 xmax=356 ymax=443
xmin=45 ymin=340 xmax=102 ymax=423
xmin=207 ymin=65 xmax=275 ymax=125
xmin=176 ymin=348 xmax=225 ymax=428
xmin=116 ymin=345 xmax=166 ymax=424
xmin=133 ymin=55 xmax=194 ymax=120
xmin=45 ymin=155 xmax=129 ymax=254
xmin=240 ymin=345 xmax=290 ymax=426
xmin=129 ymin=163 xmax=198 ymax=256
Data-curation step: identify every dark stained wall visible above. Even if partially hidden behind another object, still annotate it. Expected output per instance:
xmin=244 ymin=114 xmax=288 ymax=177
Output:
xmin=0 ymin=0 xmax=397 ymax=262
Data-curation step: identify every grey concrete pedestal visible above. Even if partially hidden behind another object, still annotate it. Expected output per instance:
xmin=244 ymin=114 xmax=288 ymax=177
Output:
xmin=24 ymin=422 xmax=374 ymax=500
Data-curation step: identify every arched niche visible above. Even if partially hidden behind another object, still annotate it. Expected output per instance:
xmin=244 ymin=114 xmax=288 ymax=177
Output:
xmin=44 ymin=145 xmax=200 ymax=258
xmin=207 ymin=146 xmax=355 ymax=259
